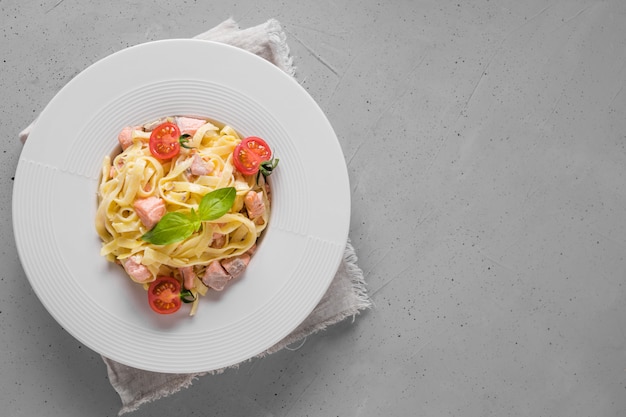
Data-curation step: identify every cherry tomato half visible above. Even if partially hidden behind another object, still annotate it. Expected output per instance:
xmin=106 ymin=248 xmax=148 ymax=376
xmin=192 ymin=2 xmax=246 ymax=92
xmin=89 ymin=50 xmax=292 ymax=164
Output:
xmin=149 ymin=122 xmax=181 ymax=160
xmin=233 ymin=136 xmax=272 ymax=175
xmin=147 ymin=276 xmax=182 ymax=314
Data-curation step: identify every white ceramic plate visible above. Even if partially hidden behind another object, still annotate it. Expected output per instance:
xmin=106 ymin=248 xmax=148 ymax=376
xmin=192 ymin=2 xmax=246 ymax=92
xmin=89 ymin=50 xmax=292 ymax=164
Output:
xmin=12 ymin=40 xmax=350 ymax=373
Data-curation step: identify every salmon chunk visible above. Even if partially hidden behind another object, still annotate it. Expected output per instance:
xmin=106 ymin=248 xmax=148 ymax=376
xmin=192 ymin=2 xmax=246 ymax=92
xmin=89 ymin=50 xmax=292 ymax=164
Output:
xmin=179 ymin=266 xmax=196 ymax=290
xmin=211 ymin=233 xmax=226 ymax=249
xmin=118 ymin=126 xmax=134 ymax=150
xmin=244 ymin=191 xmax=265 ymax=219
xmin=221 ymin=254 xmax=250 ymax=279
xmin=122 ymin=255 xmax=152 ymax=283
xmin=176 ymin=116 xmax=207 ymax=136
xmin=190 ymin=153 xmax=213 ymax=176
xmin=202 ymin=260 xmax=231 ymax=291
xmin=133 ymin=196 xmax=166 ymax=229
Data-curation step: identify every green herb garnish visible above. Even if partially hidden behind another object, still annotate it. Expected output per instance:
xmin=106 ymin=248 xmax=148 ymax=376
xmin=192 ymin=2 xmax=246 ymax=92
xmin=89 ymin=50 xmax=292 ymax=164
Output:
xmin=259 ymin=157 xmax=279 ymax=177
xmin=179 ymin=134 xmax=193 ymax=149
xmin=141 ymin=187 xmax=236 ymax=245
xmin=256 ymin=157 xmax=279 ymax=183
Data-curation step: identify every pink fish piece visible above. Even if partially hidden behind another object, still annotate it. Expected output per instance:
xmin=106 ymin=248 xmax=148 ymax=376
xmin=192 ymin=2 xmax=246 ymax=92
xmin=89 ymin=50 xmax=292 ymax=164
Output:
xmin=122 ymin=255 xmax=152 ymax=283
xmin=133 ymin=196 xmax=166 ymax=229
xmin=220 ymin=253 xmax=250 ymax=279
xmin=244 ymin=191 xmax=265 ymax=219
xmin=179 ymin=266 xmax=196 ymax=290
xmin=118 ymin=126 xmax=134 ymax=150
xmin=176 ymin=116 xmax=207 ymax=136
xmin=211 ymin=233 xmax=226 ymax=249
xmin=202 ymin=260 xmax=231 ymax=291
xmin=190 ymin=153 xmax=213 ymax=176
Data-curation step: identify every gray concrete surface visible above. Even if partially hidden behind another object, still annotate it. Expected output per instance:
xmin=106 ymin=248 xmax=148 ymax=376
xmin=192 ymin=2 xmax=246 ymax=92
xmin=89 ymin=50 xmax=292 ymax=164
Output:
xmin=2 ymin=0 xmax=626 ymax=416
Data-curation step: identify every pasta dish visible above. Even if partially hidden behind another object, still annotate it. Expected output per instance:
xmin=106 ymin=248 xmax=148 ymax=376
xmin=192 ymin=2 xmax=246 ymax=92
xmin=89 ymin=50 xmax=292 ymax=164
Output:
xmin=95 ymin=116 xmax=278 ymax=315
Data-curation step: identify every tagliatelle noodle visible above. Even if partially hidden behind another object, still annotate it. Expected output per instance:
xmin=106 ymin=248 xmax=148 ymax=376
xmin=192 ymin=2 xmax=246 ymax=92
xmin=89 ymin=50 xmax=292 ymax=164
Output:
xmin=95 ymin=117 xmax=271 ymax=310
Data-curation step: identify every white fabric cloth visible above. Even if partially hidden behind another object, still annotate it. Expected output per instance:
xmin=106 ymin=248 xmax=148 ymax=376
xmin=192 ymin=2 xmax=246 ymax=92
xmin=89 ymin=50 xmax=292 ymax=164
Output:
xmin=19 ymin=18 xmax=371 ymax=415
xmin=107 ymin=239 xmax=369 ymax=415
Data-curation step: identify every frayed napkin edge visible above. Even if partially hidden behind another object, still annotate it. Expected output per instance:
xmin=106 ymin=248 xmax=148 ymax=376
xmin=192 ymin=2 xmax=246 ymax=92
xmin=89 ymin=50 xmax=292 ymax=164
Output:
xmin=194 ymin=17 xmax=295 ymax=77
xmin=104 ymin=358 xmax=203 ymax=416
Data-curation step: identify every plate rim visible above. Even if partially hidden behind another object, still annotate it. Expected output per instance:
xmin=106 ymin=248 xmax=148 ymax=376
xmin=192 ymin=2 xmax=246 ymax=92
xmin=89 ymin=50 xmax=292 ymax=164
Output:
xmin=12 ymin=39 xmax=350 ymax=373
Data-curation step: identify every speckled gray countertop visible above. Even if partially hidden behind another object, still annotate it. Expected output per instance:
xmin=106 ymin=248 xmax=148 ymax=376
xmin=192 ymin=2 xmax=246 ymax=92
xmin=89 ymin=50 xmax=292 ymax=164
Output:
xmin=2 ymin=1 xmax=626 ymax=416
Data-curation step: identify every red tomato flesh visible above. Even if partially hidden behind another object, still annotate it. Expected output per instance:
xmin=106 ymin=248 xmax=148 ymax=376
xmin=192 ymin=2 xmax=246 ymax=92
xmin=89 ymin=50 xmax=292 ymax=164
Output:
xmin=149 ymin=122 xmax=181 ymax=160
xmin=233 ymin=136 xmax=272 ymax=175
xmin=147 ymin=276 xmax=182 ymax=314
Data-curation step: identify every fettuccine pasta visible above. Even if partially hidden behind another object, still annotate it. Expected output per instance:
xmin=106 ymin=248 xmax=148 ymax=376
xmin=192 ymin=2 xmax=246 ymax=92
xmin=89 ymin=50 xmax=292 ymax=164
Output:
xmin=95 ymin=116 xmax=274 ymax=315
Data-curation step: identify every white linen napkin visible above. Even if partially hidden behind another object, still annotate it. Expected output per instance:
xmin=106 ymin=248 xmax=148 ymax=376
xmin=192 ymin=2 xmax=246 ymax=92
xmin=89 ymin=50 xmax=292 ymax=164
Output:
xmin=18 ymin=18 xmax=371 ymax=415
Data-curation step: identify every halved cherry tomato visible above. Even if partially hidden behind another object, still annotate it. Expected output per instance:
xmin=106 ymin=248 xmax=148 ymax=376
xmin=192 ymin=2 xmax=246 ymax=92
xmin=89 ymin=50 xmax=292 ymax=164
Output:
xmin=149 ymin=122 xmax=181 ymax=160
xmin=233 ymin=136 xmax=272 ymax=175
xmin=147 ymin=276 xmax=197 ymax=314
xmin=147 ymin=276 xmax=183 ymax=314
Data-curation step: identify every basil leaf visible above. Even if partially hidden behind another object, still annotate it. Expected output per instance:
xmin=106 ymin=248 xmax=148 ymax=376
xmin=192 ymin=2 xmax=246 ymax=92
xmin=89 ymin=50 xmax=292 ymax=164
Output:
xmin=141 ymin=212 xmax=198 ymax=245
xmin=189 ymin=207 xmax=200 ymax=223
xmin=140 ymin=188 xmax=234 ymax=246
xmin=197 ymin=187 xmax=236 ymax=221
